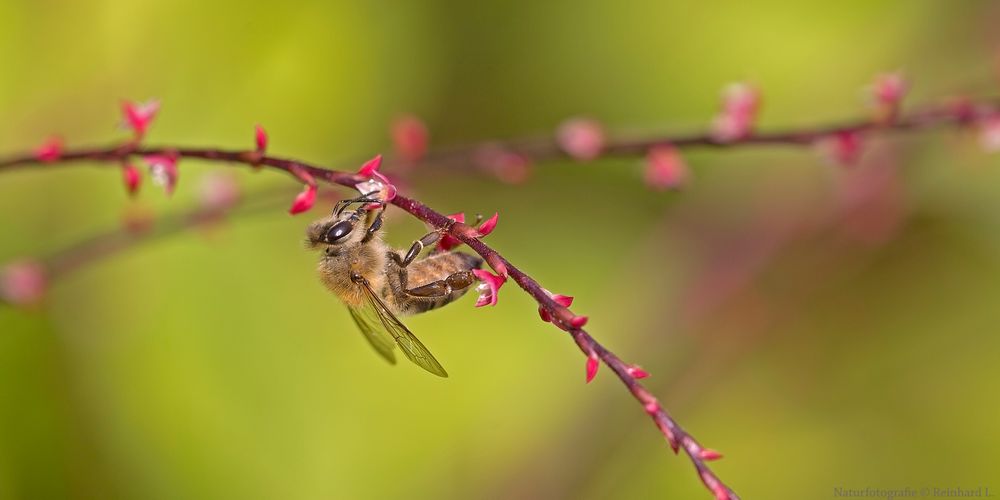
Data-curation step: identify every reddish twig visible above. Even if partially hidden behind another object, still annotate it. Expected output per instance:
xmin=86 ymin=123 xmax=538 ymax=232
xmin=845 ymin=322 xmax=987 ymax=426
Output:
xmin=3 ymin=94 xmax=997 ymax=499
xmin=0 ymin=143 xmax=740 ymax=499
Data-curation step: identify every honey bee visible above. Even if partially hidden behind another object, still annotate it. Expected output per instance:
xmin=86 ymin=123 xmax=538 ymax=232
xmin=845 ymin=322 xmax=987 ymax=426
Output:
xmin=305 ymin=195 xmax=483 ymax=377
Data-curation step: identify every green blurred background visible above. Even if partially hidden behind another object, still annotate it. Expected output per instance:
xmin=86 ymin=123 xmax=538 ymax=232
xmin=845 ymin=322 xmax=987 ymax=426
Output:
xmin=2 ymin=1 xmax=1000 ymax=498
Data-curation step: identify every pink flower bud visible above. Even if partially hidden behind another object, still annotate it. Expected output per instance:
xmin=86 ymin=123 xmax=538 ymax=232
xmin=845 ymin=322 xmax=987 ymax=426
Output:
xmin=472 ymin=269 xmax=506 ymax=307
xmin=122 ymin=100 xmax=160 ymax=140
xmin=1 ymin=260 xmax=47 ymax=307
xmin=570 ymin=315 xmax=589 ymax=328
xmin=121 ymin=162 xmax=141 ymax=196
xmin=538 ymin=291 xmax=574 ymax=322
xmin=357 ymin=154 xmax=383 ymax=177
xmin=391 ymin=115 xmax=429 ymax=162
xmin=711 ymin=83 xmax=760 ymax=142
xmin=34 ymin=136 xmax=63 ymax=163
xmin=198 ymin=173 xmax=241 ymax=212
xmin=476 ymin=212 xmax=499 ymax=237
xmin=627 ymin=365 xmax=650 ymax=379
xmin=869 ymin=72 xmax=908 ymax=110
xmin=818 ymin=130 xmax=865 ymax=166
xmin=585 ymin=352 xmax=599 ymax=383
xmin=699 ymin=448 xmax=723 ymax=461
xmin=556 ymin=117 xmax=605 ymax=160
xmin=644 ymin=145 xmax=689 ymax=190
xmin=289 ymin=184 xmax=317 ymax=215
xmin=979 ymin=116 xmax=1000 ymax=152
xmin=475 ymin=145 xmax=532 ymax=184
xmin=255 ymin=124 xmax=268 ymax=153
xmin=144 ymin=154 xmax=179 ymax=195
xmin=437 ymin=212 xmax=465 ymax=251
xmin=355 ymin=154 xmax=398 ymax=204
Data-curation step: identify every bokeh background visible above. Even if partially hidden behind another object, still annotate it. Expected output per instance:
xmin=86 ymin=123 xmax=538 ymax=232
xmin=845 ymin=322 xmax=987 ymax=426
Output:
xmin=2 ymin=1 xmax=1000 ymax=499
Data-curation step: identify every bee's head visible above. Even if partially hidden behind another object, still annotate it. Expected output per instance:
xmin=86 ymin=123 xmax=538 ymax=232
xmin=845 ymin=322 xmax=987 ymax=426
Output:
xmin=306 ymin=195 xmax=385 ymax=252
xmin=305 ymin=211 xmax=365 ymax=252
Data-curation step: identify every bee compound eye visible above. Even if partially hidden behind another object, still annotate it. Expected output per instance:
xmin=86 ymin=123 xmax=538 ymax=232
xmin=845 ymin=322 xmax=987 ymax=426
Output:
xmin=325 ymin=220 xmax=354 ymax=243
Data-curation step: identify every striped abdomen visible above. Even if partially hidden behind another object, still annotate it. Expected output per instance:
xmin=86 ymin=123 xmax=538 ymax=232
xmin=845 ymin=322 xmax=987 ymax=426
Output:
xmin=384 ymin=251 xmax=483 ymax=315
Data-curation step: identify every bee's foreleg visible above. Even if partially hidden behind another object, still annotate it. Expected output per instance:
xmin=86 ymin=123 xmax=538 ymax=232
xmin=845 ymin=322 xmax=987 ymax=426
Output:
xmin=404 ymin=270 xmax=476 ymax=298
xmin=361 ymin=206 xmax=385 ymax=243
xmin=391 ymin=231 xmax=441 ymax=268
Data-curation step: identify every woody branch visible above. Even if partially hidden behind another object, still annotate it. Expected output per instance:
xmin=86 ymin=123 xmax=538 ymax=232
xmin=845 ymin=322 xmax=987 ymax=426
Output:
xmin=4 ymin=75 xmax=1000 ymax=499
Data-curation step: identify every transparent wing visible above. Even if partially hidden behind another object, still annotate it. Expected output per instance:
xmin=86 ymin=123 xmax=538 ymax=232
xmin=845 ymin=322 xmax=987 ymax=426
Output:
xmin=355 ymin=278 xmax=449 ymax=377
xmin=347 ymin=306 xmax=397 ymax=365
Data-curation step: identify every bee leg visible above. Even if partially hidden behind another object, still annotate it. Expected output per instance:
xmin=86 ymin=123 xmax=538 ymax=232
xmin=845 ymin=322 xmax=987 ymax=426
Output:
xmin=391 ymin=231 xmax=441 ymax=268
xmin=405 ymin=271 xmax=477 ymax=297
xmin=361 ymin=206 xmax=386 ymax=243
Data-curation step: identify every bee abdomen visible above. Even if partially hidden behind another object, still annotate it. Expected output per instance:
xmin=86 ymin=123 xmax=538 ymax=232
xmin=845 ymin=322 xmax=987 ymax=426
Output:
xmin=396 ymin=251 xmax=483 ymax=315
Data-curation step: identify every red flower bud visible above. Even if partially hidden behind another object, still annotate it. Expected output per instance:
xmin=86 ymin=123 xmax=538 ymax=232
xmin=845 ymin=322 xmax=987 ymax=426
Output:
xmin=34 ymin=136 xmax=63 ymax=163
xmin=122 ymin=100 xmax=159 ymax=140
xmin=0 ymin=260 xmax=47 ymax=307
xmin=627 ymin=365 xmax=650 ymax=379
xmin=711 ymin=83 xmax=760 ymax=142
xmin=979 ymin=116 xmax=1000 ymax=152
xmin=869 ymin=72 xmax=908 ymax=118
xmin=472 ymin=269 xmax=506 ymax=307
xmin=391 ymin=115 xmax=429 ymax=162
xmin=121 ymin=162 xmax=141 ymax=196
xmin=557 ymin=117 xmax=605 ymax=160
xmin=644 ymin=145 xmax=690 ymax=190
xmin=699 ymin=448 xmax=723 ymax=461
xmin=255 ymin=124 xmax=268 ymax=153
xmin=357 ymin=154 xmax=383 ymax=177
xmin=289 ymin=184 xmax=317 ymax=215
xmin=355 ymin=154 xmax=398 ymax=204
xmin=570 ymin=315 xmax=589 ymax=328
xmin=476 ymin=212 xmax=499 ymax=237
xmin=144 ymin=154 xmax=179 ymax=195
xmin=585 ymin=352 xmax=599 ymax=383
xmin=538 ymin=290 xmax=574 ymax=322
